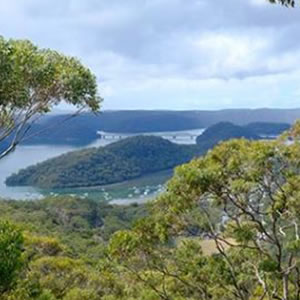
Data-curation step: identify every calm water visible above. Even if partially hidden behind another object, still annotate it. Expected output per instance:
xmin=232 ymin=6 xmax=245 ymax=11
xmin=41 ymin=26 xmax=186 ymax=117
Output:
xmin=0 ymin=128 xmax=205 ymax=202
xmin=0 ymin=145 xmax=76 ymax=200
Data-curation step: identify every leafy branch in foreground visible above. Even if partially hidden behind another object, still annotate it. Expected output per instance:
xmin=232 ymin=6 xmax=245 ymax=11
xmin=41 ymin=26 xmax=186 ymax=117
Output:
xmin=0 ymin=36 xmax=102 ymax=159
xmin=269 ymin=0 xmax=296 ymax=7
xmin=0 ymin=222 xmax=24 ymax=296
xmin=108 ymin=121 xmax=300 ymax=300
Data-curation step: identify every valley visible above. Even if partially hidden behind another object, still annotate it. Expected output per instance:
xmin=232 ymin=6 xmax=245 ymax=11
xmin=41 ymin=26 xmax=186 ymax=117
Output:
xmin=1 ymin=5 xmax=300 ymax=298
xmin=1 ymin=120 xmax=290 ymax=204
xmin=0 ymin=128 xmax=199 ymax=203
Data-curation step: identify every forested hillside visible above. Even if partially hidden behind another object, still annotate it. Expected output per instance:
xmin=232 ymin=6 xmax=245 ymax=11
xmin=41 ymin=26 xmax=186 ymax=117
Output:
xmin=7 ymin=121 xmax=290 ymax=190
xmin=1 ymin=1 xmax=300 ymax=299
xmin=196 ymin=122 xmax=260 ymax=149
xmin=6 ymin=136 xmax=197 ymax=189
xmin=244 ymin=122 xmax=290 ymax=135
xmin=0 ymin=196 xmax=148 ymax=300
xmin=22 ymin=110 xmax=296 ymax=146
xmin=3 ymin=123 xmax=300 ymax=300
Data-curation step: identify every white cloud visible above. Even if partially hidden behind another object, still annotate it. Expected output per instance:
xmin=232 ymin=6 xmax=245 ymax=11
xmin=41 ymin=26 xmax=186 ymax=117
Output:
xmin=249 ymin=0 xmax=268 ymax=6
xmin=1 ymin=0 xmax=300 ymax=110
xmin=191 ymin=33 xmax=269 ymax=78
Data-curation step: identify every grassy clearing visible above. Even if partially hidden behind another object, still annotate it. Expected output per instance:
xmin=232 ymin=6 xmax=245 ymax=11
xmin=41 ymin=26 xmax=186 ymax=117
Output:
xmin=199 ymin=239 xmax=235 ymax=256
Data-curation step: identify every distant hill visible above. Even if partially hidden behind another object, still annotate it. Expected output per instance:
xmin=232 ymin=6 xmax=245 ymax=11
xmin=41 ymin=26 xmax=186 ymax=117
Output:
xmin=6 ymin=120 xmax=291 ymax=189
xmin=22 ymin=111 xmax=203 ymax=146
xmin=6 ymin=136 xmax=197 ymax=189
xmin=196 ymin=122 xmax=261 ymax=150
xmin=195 ymin=121 xmax=290 ymax=152
xmin=21 ymin=109 xmax=300 ymax=146
xmin=191 ymin=108 xmax=300 ymax=126
xmin=244 ymin=122 xmax=290 ymax=136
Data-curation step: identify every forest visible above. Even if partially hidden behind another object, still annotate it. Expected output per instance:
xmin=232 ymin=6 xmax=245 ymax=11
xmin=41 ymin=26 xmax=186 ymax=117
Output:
xmin=6 ymin=122 xmax=289 ymax=190
xmin=20 ymin=111 xmax=293 ymax=147
xmin=2 ymin=123 xmax=300 ymax=299
xmin=1 ymin=2 xmax=300 ymax=298
xmin=5 ymin=136 xmax=197 ymax=189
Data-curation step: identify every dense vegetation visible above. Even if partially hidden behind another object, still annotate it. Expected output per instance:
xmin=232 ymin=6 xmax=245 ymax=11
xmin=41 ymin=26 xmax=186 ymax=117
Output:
xmin=0 ymin=196 xmax=147 ymax=249
xmin=2 ymin=123 xmax=300 ymax=300
xmin=0 ymin=37 xmax=100 ymax=158
xmin=244 ymin=122 xmax=291 ymax=136
xmin=104 ymin=125 xmax=300 ymax=300
xmin=6 ymin=136 xmax=197 ymax=189
xmin=196 ymin=122 xmax=260 ymax=148
xmin=7 ymin=121 xmax=290 ymax=190
xmin=22 ymin=111 xmax=203 ymax=146
xmin=22 ymin=110 xmax=295 ymax=146
xmin=0 ymin=196 xmax=148 ymax=300
xmin=196 ymin=121 xmax=291 ymax=150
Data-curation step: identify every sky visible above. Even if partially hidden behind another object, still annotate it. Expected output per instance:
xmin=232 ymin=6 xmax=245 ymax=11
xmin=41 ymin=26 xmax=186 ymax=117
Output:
xmin=1 ymin=0 xmax=300 ymax=110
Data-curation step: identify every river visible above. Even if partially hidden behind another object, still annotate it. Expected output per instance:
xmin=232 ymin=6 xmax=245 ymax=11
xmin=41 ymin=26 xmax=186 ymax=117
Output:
xmin=0 ymin=128 xmax=205 ymax=202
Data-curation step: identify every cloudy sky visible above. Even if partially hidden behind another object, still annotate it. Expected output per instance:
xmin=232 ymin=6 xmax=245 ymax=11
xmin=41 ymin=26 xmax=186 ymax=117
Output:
xmin=1 ymin=0 xmax=300 ymax=110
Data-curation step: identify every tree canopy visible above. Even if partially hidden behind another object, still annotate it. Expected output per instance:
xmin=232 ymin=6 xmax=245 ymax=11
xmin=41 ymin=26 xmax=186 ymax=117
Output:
xmin=6 ymin=123 xmax=290 ymax=189
xmin=107 ymin=122 xmax=300 ymax=300
xmin=0 ymin=222 xmax=24 ymax=295
xmin=270 ymin=0 xmax=296 ymax=6
xmin=5 ymin=136 xmax=196 ymax=189
xmin=1 ymin=124 xmax=300 ymax=299
xmin=0 ymin=36 xmax=101 ymax=159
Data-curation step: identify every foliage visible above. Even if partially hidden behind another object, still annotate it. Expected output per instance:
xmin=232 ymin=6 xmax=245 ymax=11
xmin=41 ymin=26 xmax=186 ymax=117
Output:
xmin=0 ymin=196 xmax=148 ymax=299
xmin=0 ymin=196 xmax=147 ymax=249
xmin=196 ymin=121 xmax=290 ymax=154
xmin=0 ymin=222 xmax=24 ymax=295
xmin=244 ymin=122 xmax=290 ymax=136
xmin=105 ymin=122 xmax=300 ymax=300
xmin=269 ymin=0 xmax=295 ymax=7
xmin=19 ymin=110 xmax=294 ymax=147
xmin=6 ymin=136 xmax=197 ymax=188
xmin=0 ymin=36 xmax=101 ymax=159
xmin=196 ymin=121 xmax=260 ymax=151
xmin=3 ymin=123 xmax=300 ymax=300
xmin=6 ymin=122 xmax=290 ymax=189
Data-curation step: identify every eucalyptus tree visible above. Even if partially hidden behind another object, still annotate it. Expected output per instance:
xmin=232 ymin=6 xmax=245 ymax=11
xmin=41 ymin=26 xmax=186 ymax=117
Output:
xmin=0 ymin=222 xmax=24 ymax=296
xmin=269 ymin=0 xmax=296 ymax=6
xmin=108 ymin=122 xmax=300 ymax=300
xmin=0 ymin=36 xmax=101 ymax=159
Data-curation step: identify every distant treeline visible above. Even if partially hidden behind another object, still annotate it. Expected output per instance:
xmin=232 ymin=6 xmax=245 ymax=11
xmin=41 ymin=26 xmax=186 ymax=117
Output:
xmin=195 ymin=121 xmax=290 ymax=150
xmin=6 ymin=136 xmax=197 ymax=189
xmin=19 ymin=109 xmax=297 ymax=146
xmin=6 ymin=121 xmax=290 ymax=189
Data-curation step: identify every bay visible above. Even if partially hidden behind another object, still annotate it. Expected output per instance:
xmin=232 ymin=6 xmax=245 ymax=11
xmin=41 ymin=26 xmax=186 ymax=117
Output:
xmin=0 ymin=128 xmax=205 ymax=202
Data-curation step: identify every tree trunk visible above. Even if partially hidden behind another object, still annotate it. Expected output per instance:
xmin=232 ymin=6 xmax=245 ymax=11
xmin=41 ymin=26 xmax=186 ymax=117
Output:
xmin=283 ymin=274 xmax=289 ymax=300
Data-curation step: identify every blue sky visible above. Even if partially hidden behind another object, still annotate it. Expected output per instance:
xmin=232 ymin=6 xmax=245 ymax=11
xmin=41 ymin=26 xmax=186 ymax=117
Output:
xmin=1 ymin=0 xmax=300 ymax=110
